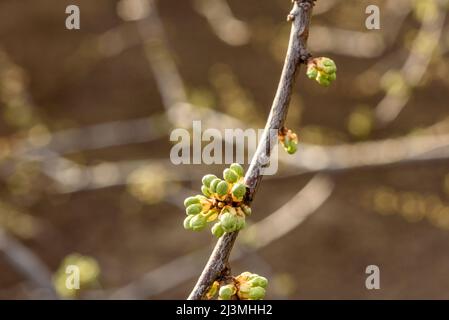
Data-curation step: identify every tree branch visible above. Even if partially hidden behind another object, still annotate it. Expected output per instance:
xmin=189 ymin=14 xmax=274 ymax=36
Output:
xmin=187 ymin=0 xmax=316 ymax=300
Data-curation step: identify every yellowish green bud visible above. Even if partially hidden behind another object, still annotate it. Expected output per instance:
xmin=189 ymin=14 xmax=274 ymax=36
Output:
xmin=183 ymin=215 xmax=194 ymax=230
xmin=230 ymin=163 xmax=244 ymax=178
xmin=249 ymin=276 xmax=268 ymax=289
xmin=219 ymin=284 xmax=236 ymax=300
xmin=190 ymin=214 xmax=207 ymax=231
xmin=216 ymin=181 xmax=230 ymax=197
xmin=223 ymin=168 xmax=239 ymax=184
xmin=211 ymin=222 xmax=225 ymax=238
xmin=249 ymin=286 xmax=266 ymax=300
xmin=241 ymin=204 xmax=252 ymax=216
xmin=201 ymin=185 xmax=212 ymax=197
xmin=202 ymin=174 xmax=217 ymax=188
xmin=209 ymin=178 xmax=221 ymax=193
xmin=231 ymin=183 xmax=246 ymax=201
xmin=186 ymin=203 xmax=202 ymax=215
xmin=219 ymin=209 xmax=237 ymax=232
xmin=184 ymin=196 xmax=200 ymax=208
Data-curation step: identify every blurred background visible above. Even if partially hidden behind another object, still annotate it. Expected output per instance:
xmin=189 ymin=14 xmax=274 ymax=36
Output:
xmin=1 ymin=0 xmax=449 ymax=299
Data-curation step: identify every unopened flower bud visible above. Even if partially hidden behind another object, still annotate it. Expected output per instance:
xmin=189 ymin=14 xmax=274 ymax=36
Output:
xmin=235 ymin=216 xmax=246 ymax=231
xmin=184 ymin=196 xmax=200 ymax=208
xmin=183 ymin=215 xmax=194 ymax=230
xmin=219 ymin=284 xmax=236 ymax=300
xmin=190 ymin=214 xmax=208 ymax=231
xmin=223 ymin=168 xmax=239 ymax=184
xmin=231 ymin=183 xmax=246 ymax=201
xmin=202 ymin=174 xmax=217 ymax=188
xmin=209 ymin=178 xmax=221 ymax=193
xmin=211 ymin=222 xmax=225 ymax=238
xmin=201 ymin=185 xmax=212 ymax=197
xmin=241 ymin=204 xmax=252 ymax=216
xmin=249 ymin=276 xmax=268 ymax=289
xmin=307 ymin=57 xmax=337 ymax=87
xmin=219 ymin=209 xmax=237 ymax=233
xmin=186 ymin=203 xmax=202 ymax=215
xmin=216 ymin=181 xmax=230 ymax=197
xmin=249 ymin=286 xmax=266 ymax=300
xmin=230 ymin=163 xmax=244 ymax=178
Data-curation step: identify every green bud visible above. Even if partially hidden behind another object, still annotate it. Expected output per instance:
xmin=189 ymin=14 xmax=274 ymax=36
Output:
xmin=184 ymin=196 xmax=200 ymax=208
xmin=216 ymin=181 xmax=230 ymax=197
xmin=219 ymin=284 xmax=236 ymax=300
xmin=209 ymin=178 xmax=221 ymax=193
xmin=317 ymin=72 xmax=331 ymax=87
xmin=190 ymin=214 xmax=207 ymax=231
xmin=211 ymin=222 xmax=225 ymax=238
xmin=202 ymin=174 xmax=217 ymax=188
xmin=231 ymin=183 xmax=246 ymax=201
xmin=286 ymin=140 xmax=298 ymax=155
xmin=183 ymin=215 xmax=194 ymax=230
xmin=328 ymin=72 xmax=336 ymax=81
xmin=306 ymin=66 xmax=318 ymax=80
xmin=230 ymin=163 xmax=244 ymax=178
xmin=249 ymin=276 xmax=268 ymax=289
xmin=186 ymin=203 xmax=202 ymax=215
xmin=201 ymin=185 xmax=212 ymax=197
xmin=223 ymin=168 xmax=239 ymax=184
xmin=249 ymin=286 xmax=266 ymax=300
xmin=319 ymin=57 xmax=337 ymax=74
xmin=241 ymin=204 xmax=252 ymax=216
xmin=235 ymin=216 xmax=246 ymax=231
xmin=219 ymin=210 xmax=237 ymax=233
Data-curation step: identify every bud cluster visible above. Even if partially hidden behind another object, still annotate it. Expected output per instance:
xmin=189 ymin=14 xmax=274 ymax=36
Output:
xmin=218 ymin=272 xmax=268 ymax=300
xmin=183 ymin=163 xmax=252 ymax=237
xmin=278 ymin=127 xmax=299 ymax=155
xmin=306 ymin=57 xmax=337 ymax=87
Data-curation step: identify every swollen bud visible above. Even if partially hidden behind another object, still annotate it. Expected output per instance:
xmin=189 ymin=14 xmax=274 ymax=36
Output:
xmin=216 ymin=181 xmax=230 ymax=197
xmin=223 ymin=168 xmax=239 ymax=184
xmin=209 ymin=178 xmax=221 ymax=194
xmin=241 ymin=204 xmax=252 ymax=216
xmin=249 ymin=276 xmax=268 ymax=288
xmin=184 ymin=196 xmax=199 ymax=208
xmin=235 ymin=215 xmax=246 ymax=231
xmin=249 ymin=286 xmax=266 ymax=300
xmin=219 ymin=284 xmax=236 ymax=300
xmin=201 ymin=185 xmax=212 ymax=197
xmin=307 ymin=57 xmax=337 ymax=87
xmin=211 ymin=222 xmax=225 ymax=238
xmin=186 ymin=203 xmax=202 ymax=215
xmin=183 ymin=215 xmax=194 ymax=230
xmin=231 ymin=183 xmax=246 ymax=202
xmin=190 ymin=214 xmax=208 ymax=231
xmin=202 ymin=174 xmax=217 ymax=188
xmin=219 ymin=209 xmax=237 ymax=233
xmin=230 ymin=163 xmax=244 ymax=178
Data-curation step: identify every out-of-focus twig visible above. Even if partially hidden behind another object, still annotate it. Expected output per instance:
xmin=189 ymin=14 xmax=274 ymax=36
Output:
xmin=193 ymin=0 xmax=251 ymax=46
xmin=375 ymin=0 xmax=447 ymax=125
xmin=0 ymin=227 xmax=57 ymax=299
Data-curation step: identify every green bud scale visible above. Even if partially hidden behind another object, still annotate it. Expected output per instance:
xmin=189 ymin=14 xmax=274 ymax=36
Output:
xmin=230 ymin=163 xmax=244 ymax=178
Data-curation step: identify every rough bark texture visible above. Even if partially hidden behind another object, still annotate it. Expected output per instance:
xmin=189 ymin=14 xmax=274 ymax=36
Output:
xmin=188 ymin=0 xmax=316 ymax=300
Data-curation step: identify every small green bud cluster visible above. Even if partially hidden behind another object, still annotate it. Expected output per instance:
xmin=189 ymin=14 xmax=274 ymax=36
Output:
xmin=306 ymin=57 xmax=337 ymax=87
xmin=183 ymin=163 xmax=252 ymax=237
xmin=278 ymin=128 xmax=299 ymax=155
xmin=217 ymin=272 xmax=268 ymax=300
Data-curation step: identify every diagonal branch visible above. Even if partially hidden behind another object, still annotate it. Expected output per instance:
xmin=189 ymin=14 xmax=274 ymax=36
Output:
xmin=188 ymin=0 xmax=316 ymax=300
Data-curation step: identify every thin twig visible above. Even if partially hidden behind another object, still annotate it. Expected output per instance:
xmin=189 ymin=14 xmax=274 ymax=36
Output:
xmin=188 ymin=0 xmax=316 ymax=300
xmin=0 ymin=227 xmax=58 ymax=299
